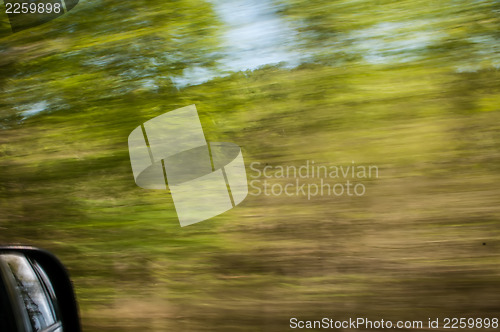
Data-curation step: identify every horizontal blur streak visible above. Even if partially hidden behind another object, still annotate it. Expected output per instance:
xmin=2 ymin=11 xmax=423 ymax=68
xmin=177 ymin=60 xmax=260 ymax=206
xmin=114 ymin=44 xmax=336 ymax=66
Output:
xmin=0 ymin=0 xmax=499 ymax=331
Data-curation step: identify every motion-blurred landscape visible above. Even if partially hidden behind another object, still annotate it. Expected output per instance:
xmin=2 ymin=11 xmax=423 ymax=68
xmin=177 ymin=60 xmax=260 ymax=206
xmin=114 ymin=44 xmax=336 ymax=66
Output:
xmin=1 ymin=0 xmax=500 ymax=331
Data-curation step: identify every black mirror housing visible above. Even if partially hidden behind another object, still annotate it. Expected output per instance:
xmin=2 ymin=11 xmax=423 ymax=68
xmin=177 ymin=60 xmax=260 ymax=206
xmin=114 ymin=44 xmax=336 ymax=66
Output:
xmin=0 ymin=246 xmax=81 ymax=332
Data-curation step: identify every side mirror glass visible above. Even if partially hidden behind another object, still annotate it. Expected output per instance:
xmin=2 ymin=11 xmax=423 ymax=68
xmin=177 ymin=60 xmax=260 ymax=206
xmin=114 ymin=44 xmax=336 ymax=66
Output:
xmin=0 ymin=246 xmax=81 ymax=332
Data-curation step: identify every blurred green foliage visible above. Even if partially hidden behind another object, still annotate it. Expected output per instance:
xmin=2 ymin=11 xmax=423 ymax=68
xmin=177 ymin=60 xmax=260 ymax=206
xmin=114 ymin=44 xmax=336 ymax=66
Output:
xmin=1 ymin=0 xmax=499 ymax=331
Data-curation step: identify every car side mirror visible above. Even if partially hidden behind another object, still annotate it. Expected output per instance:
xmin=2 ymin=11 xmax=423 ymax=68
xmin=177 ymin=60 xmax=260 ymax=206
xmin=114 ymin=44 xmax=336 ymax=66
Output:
xmin=0 ymin=246 xmax=81 ymax=332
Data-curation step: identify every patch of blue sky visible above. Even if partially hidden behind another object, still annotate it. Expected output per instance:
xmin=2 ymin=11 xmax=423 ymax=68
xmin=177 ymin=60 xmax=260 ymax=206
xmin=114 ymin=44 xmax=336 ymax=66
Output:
xmin=18 ymin=101 xmax=49 ymax=119
xmin=171 ymin=0 xmax=306 ymax=89
xmin=348 ymin=21 xmax=446 ymax=65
